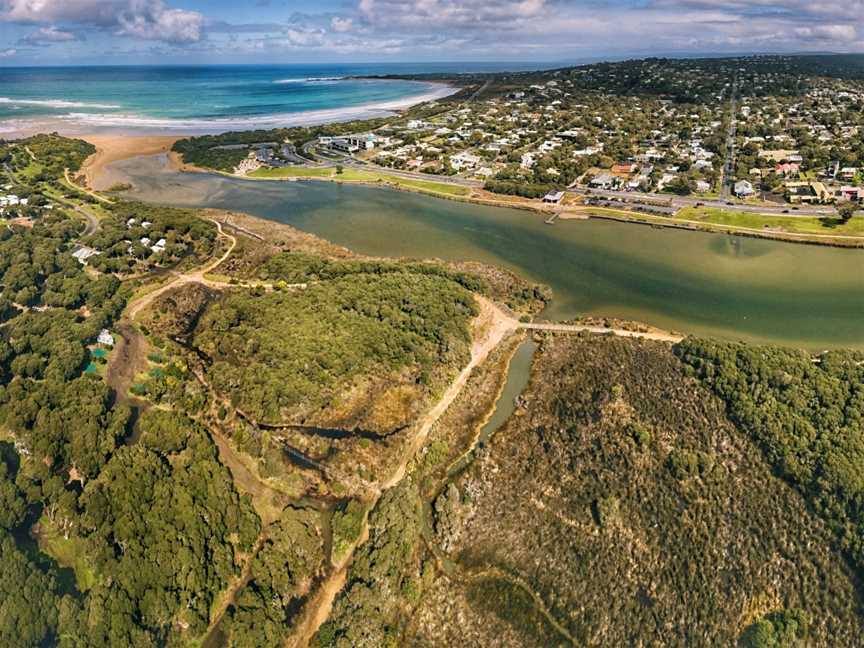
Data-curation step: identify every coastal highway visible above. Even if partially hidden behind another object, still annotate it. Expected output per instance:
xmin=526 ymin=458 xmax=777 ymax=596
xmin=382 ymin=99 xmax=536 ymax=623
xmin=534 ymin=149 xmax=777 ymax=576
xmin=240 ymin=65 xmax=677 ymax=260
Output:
xmin=335 ymin=161 xmax=838 ymax=220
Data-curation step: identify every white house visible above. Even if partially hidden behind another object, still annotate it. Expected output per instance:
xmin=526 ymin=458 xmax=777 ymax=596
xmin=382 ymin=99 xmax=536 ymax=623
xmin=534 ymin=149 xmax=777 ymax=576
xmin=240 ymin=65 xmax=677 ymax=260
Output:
xmin=449 ymin=152 xmax=481 ymax=171
xmin=734 ymin=180 xmax=755 ymax=197
xmin=72 ymin=246 xmax=100 ymax=265
xmin=590 ymin=173 xmax=616 ymax=189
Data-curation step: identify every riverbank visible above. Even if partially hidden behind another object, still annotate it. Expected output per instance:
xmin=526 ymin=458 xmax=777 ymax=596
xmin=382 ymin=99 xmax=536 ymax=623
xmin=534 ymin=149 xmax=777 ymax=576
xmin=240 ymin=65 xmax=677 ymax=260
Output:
xmin=79 ymin=134 xmax=179 ymax=190
xmin=575 ymin=209 xmax=864 ymax=249
xmin=167 ymin=159 xmax=864 ymax=248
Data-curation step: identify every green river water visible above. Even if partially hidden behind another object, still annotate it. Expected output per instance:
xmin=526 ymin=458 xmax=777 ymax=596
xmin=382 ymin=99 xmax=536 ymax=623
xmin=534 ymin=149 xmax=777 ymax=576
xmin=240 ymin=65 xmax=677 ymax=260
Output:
xmin=116 ymin=154 xmax=864 ymax=349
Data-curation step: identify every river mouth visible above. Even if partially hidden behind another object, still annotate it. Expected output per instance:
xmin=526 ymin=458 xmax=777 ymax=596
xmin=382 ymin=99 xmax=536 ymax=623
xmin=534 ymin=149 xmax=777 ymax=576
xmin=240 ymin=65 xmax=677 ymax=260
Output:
xmin=111 ymin=154 xmax=864 ymax=350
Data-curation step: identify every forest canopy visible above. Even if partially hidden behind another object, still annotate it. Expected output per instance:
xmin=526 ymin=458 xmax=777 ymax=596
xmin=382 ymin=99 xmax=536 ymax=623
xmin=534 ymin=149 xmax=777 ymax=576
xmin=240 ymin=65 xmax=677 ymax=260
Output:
xmin=676 ymin=339 xmax=864 ymax=576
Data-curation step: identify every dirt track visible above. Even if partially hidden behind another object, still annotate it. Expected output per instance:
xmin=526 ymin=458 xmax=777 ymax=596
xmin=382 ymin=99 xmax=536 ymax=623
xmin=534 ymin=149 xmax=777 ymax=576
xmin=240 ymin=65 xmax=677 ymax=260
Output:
xmin=106 ymin=322 xmax=150 ymax=409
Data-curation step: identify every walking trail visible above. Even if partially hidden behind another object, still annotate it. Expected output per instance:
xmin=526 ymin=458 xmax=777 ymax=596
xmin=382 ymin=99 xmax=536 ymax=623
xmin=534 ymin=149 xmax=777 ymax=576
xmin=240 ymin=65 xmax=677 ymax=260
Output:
xmin=115 ymin=216 xmax=684 ymax=646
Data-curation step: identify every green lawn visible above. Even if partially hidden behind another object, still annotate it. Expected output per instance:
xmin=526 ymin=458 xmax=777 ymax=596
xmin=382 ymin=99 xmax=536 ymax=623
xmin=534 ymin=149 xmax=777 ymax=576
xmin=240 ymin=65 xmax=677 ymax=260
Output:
xmin=250 ymin=166 xmax=336 ymax=179
xmin=339 ymin=168 xmax=470 ymax=196
xmin=677 ymin=207 xmax=864 ymax=236
xmin=16 ymin=161 xmax=45 ymax=181
xmin=249 ymin=165 xmax=470 ymax=196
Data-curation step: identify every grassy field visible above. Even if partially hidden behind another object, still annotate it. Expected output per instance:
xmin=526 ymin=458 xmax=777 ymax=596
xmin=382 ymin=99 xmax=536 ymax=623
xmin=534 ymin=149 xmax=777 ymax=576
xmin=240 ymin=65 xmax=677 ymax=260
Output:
xmin=35 ymin=514 xmax=98 ymax=592
xmin=677 ymin=206 xmax=864 ymax=236
xmin=250 ymin=166 xmax=335 ymax=179
xmin=249 ymin=165 xmax=470 ymax=197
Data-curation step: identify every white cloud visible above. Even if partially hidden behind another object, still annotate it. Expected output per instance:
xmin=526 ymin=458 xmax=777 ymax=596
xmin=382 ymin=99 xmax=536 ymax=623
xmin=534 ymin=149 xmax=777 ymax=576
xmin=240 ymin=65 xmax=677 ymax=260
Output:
xmin=4 ymin=0 xmax=864 ymax=58
xmin=330 ymin=16 xmax=354 ymax=33
xmin=116 ymin=0 xmax=205 ymax=43
xmin=0 ymin=0 xmax=117 ymax=25
xmin=0 ymin=0 xmax=205 ymax=44
xmin=284 ymin=28 xmax=325 ymax=46
xmin=357 ymin=0 xmax=547 ymax=29
xmin=794 ymin=24 xmax=857 ymax=43
xmin=0 ymin=47 xmax=16 ymax=57
xmin=21 ymin=24 xmax=84 ymax=45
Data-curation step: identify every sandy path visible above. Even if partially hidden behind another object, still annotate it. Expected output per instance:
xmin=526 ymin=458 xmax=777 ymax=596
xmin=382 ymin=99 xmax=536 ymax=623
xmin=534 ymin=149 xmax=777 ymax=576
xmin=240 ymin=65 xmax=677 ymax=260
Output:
xmin=289 ymin=296 xmax=520 ymax=647
xmin=126 ymin=218 xmax=236 ymax=320
xmin=522 ymin=322 xmax=684 ymax=343
xmin=80 ymin=134 xmax=179 ymax=190
xmin=382 ymin=296 xmax=520 ymax=491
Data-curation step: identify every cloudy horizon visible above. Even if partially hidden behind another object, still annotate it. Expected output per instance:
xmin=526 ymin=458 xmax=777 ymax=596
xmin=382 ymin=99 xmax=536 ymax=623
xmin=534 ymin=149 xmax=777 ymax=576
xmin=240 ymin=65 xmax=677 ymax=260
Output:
xmin=0 ymin=0 xmax=862 ymax=65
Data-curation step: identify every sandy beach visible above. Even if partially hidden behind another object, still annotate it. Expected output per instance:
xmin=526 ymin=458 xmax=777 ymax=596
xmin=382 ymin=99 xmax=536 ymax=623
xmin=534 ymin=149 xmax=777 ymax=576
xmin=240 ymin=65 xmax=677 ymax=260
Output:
xmin=56 ymin=80 xmax=457 ymax=189
xmin=79 ymin=135 xmax=179 ymax=190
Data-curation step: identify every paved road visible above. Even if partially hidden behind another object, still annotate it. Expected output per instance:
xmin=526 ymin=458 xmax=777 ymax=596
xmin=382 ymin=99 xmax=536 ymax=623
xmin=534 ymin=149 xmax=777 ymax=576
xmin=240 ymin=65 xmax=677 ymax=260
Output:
xmin=75 ymin=205 xmax=100 ymax=236
xmin=720 ymin=76 xmax=738 ymax=200
xmin=466 ymin=78 xmax=493 ymax=104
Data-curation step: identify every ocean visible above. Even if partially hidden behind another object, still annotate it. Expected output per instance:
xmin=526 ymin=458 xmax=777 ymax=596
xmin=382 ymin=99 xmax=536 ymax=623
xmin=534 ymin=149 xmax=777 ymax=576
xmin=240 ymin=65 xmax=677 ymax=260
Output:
xmin=0 ymin=62 xmax=550 ymax=135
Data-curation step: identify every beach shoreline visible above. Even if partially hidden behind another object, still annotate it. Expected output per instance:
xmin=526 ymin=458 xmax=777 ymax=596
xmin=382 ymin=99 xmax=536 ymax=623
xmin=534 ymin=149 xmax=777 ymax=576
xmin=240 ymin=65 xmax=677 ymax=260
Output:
xmin=10 ymin=78 xmax=458 ymax=192
xmin=0 ymin=80 xmax=458 ymax=140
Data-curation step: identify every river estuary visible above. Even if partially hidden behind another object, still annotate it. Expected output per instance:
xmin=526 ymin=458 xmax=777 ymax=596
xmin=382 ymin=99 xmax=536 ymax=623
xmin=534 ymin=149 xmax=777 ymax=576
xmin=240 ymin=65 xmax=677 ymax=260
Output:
xmin=115 ymin=154 xmax=864 ymax=349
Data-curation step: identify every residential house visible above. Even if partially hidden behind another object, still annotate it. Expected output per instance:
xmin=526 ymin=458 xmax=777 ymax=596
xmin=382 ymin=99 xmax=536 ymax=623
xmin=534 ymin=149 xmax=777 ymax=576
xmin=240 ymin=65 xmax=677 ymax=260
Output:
xmin=71 ymin=246 xmax=100 ymax=265
xmin=785 ymin=181 xmax=833 ymax=204
xmin=734 ymin=180 xmax=755 ymax=197
xmin=449 ymin=152 xmax=481 ymax=171
xmin=774 ymin=162 xmax=800 ymax=176
xmin=590 ymin=173 xmax=616 ymax=189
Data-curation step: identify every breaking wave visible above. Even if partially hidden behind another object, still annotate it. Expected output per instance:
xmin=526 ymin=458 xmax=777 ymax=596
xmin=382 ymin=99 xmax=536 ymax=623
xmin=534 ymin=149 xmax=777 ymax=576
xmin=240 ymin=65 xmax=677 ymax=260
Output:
xmin=0 ymin=97 xmax=122 ymax=110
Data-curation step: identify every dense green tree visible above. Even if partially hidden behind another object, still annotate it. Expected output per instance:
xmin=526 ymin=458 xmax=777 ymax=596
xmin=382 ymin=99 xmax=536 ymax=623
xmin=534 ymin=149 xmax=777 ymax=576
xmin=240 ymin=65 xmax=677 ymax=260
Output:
xmin=0 ymin=446 xmax=27 ymax=531
xmin=837 ymin=200 xmax=858 ymax=222
xmin=223 ymin=508 xmax=325 ymax=647
xmin=742 ymin=609 xmax=809 ymax=648
xmin=73 ymin=411 xmax=260 ymax=646
xmin=0 ymin=534 xmax=61 ymax=647
xmin=676 ymin=340 xmax=864 ymax=574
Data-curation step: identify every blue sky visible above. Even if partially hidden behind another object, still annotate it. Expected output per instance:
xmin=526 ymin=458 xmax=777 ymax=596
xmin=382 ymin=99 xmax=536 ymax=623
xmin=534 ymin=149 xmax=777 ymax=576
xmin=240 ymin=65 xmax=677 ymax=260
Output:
xmin=0 ymin=0 xmax=862 ymax=65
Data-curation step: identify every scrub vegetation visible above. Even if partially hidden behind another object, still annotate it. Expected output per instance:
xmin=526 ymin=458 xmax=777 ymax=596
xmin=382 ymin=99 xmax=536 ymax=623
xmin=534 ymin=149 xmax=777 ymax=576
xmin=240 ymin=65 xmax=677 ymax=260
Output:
xmin=676 ymin=340 xmax=864 ymax=578
xmin=193 ymin=271 xmax=476 ymax=429
xmin=413 ymin=335 xmax=864 ymax=646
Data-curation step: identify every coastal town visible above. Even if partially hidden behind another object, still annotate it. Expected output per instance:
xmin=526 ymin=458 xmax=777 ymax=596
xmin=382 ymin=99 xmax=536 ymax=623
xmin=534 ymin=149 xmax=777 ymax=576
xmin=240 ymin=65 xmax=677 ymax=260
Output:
xmin=210 ymin=56 xmax=864 ymax=232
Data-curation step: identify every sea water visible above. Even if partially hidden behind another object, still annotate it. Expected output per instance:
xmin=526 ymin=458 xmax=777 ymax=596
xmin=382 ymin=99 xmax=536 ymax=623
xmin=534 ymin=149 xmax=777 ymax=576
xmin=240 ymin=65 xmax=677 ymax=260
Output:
xmin=0 ymin=62 xmax=540 ymax=134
